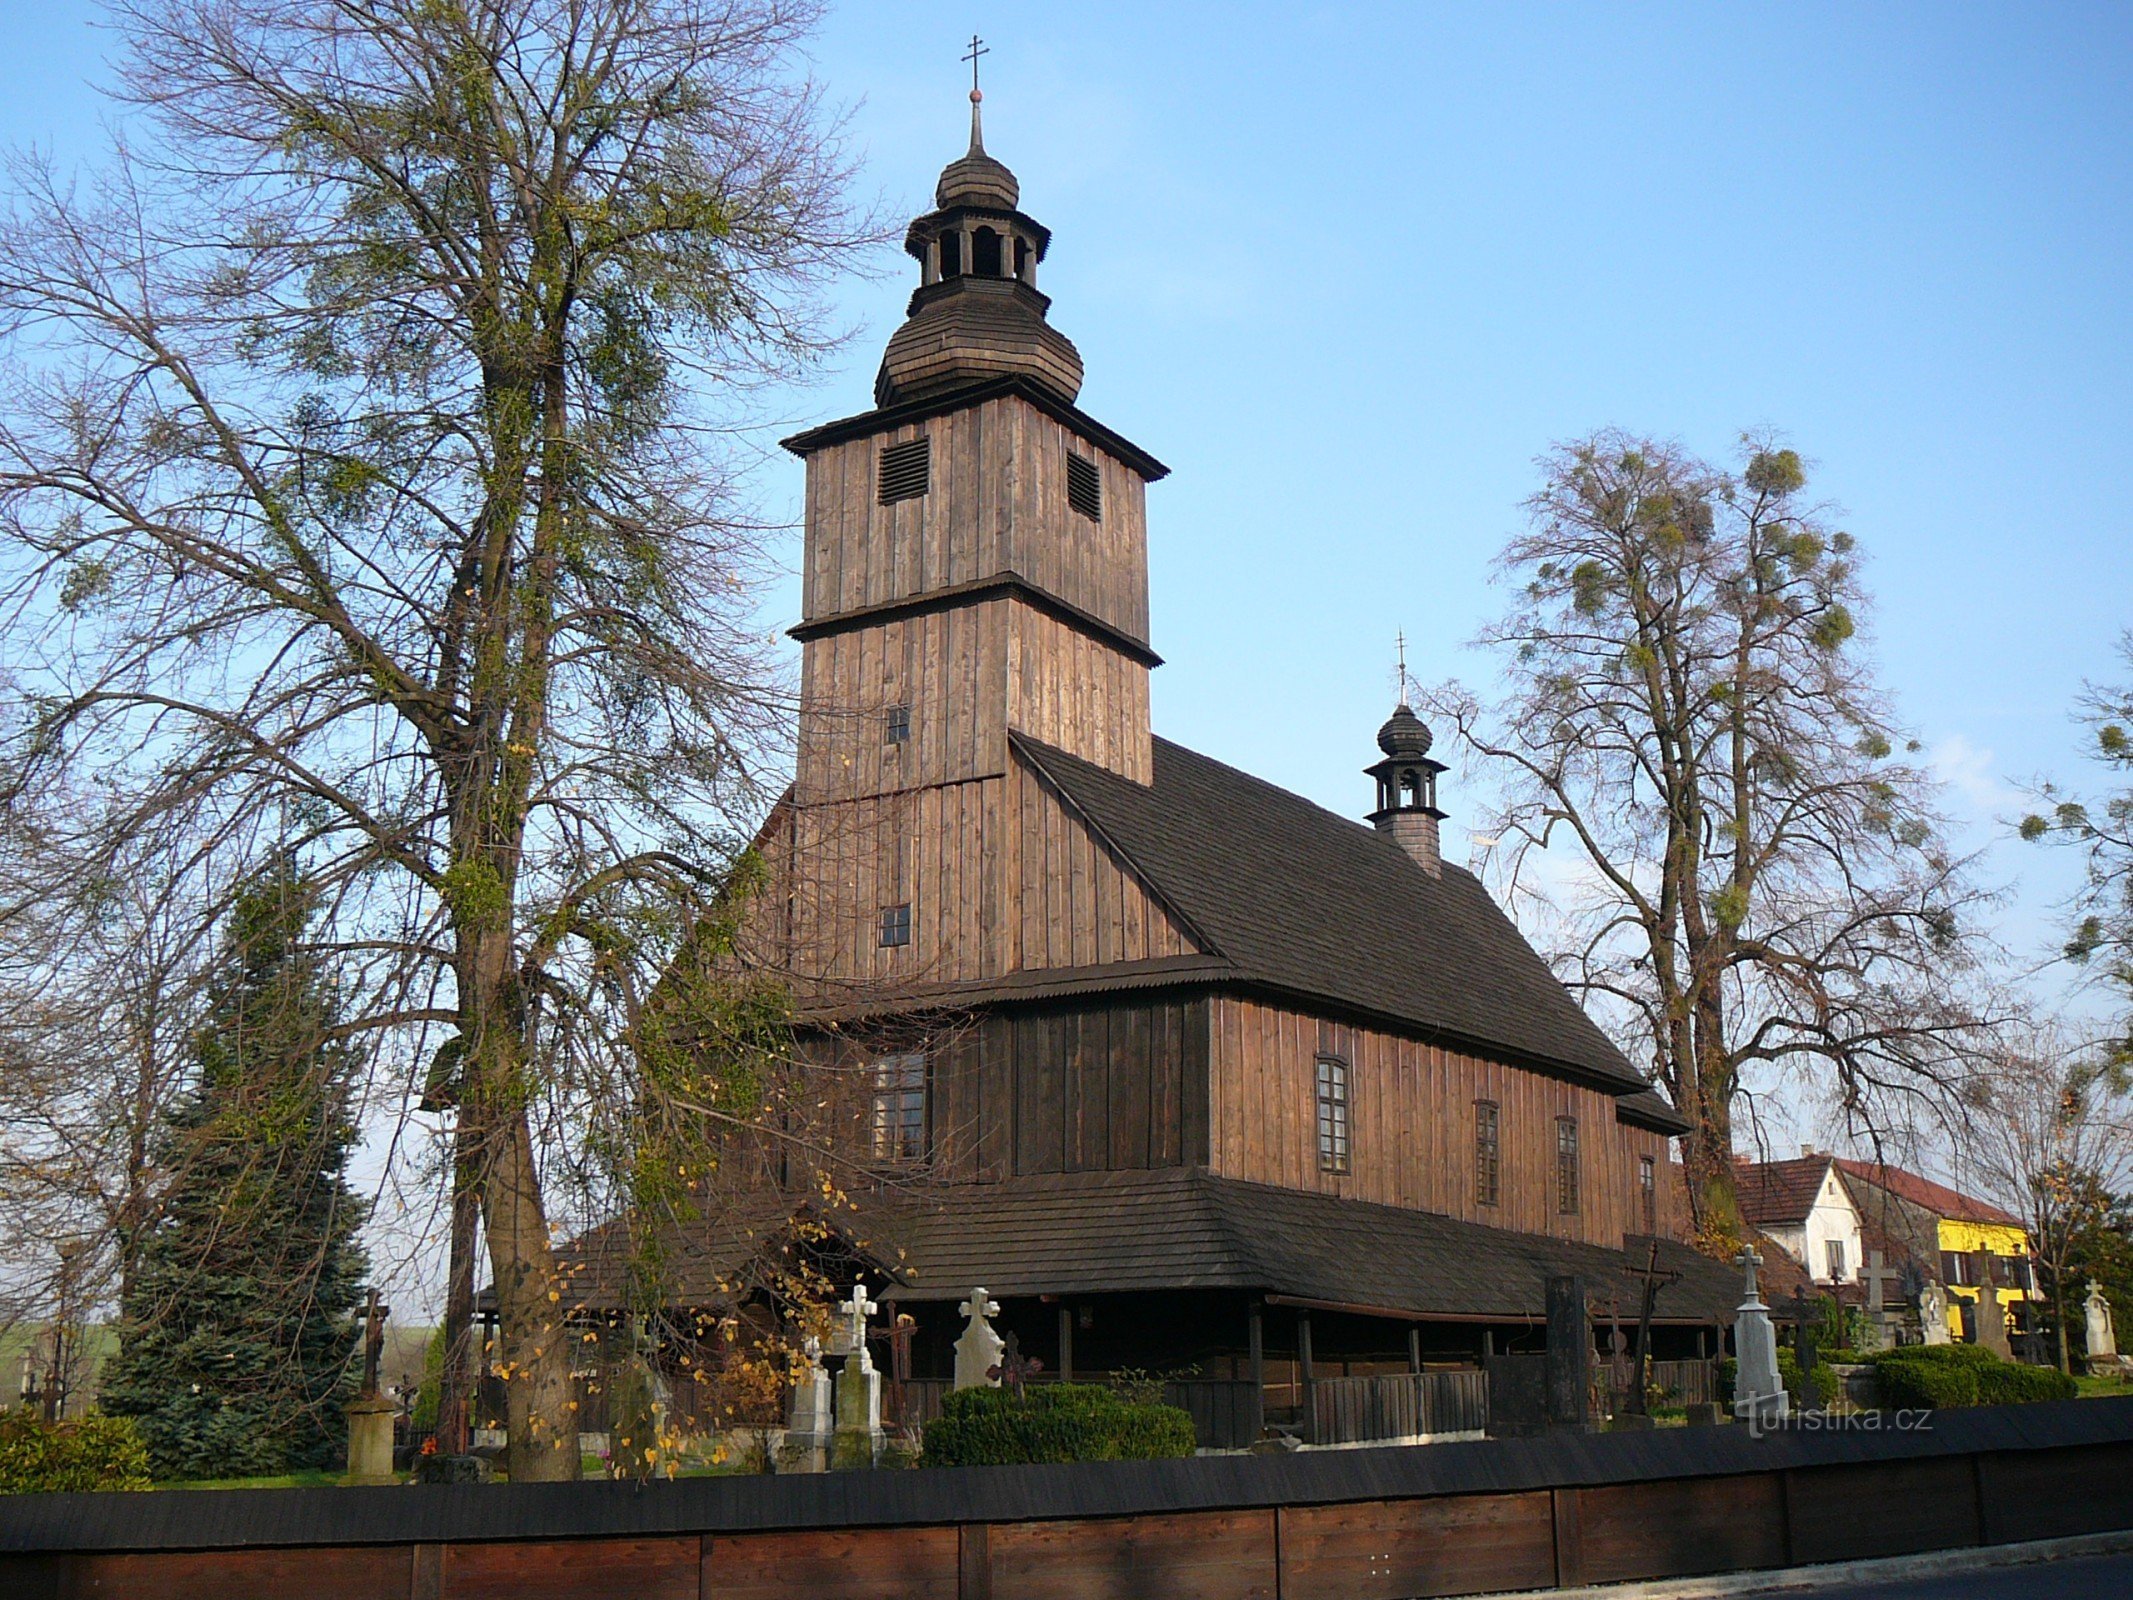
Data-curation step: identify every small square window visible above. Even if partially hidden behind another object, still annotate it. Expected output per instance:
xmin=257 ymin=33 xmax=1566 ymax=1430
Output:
xmin=1066 ymin=451 xmax=1102 ymax=522
xmin=879 ymin=903 xmax=911 ymax=948
xmin=885 ymin=704 xmax=911 ymax=745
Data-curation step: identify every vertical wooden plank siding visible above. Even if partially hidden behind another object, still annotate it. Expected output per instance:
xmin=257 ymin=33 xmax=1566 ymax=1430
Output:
xmin=1206 ymin=996 xmax=1684 ymax=1247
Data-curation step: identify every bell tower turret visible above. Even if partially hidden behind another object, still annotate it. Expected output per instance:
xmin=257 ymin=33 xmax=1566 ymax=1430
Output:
xmin=1366 ymin=705 xmax=1449 ymax=875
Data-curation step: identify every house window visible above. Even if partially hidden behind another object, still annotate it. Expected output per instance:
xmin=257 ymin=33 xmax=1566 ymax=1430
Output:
xmin=879 ymin=903 xmax=911 ymax=947
xmin=1315 ymin=1056 xmax=1350 ymax=1174
xmin=877 ymin=437 xmax=931 ymax=505
xmin=1639 ymin=1155 xmax=1656 ymax=1233
xmin=885 ymin=704 xmax=911 ymax=745
xmin=1066 ymin=451 xmax=1102 ymax=522
xmin=1474 ymin=1101 xmax=1501 ymax=1207
xmin=1941 ymin=1251 xmax=1969 ymax=1287
xmin=1825 ymin=1239 xmax=1847 ymax=1282
xmin=870 ymin=1053 xmax=926 ymax=1162
xmin=1555 ymin=1117 xmax=1580 ymax=1215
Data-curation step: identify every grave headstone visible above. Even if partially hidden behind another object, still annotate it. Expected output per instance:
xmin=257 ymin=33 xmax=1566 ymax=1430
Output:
xmin=832 ymin=1280 xmax=883 ymax=1469
xmin=2087 ymin=1279 xmax=2119 ymax=1370
xmin=1544 ymin=1275 xmax=1590 ymax=1431
xmin=1731 ymin=1248 xmax=1790 ymax=1430
xmin=345 ymin=1291 xmax=395 ymax=1483
xmin=954 ymin=1287 xmax=1005 ymax=1390
xmin=1862 ymin=1250 xmax=1901 ymax=1351
xmin=1484 ymin=1353 xmax=1549 ymax=1438
xmin=1917 ymin=1279 xmax=1951 ymax=1345
xmin=1973 ymin=1274 xmax=2012 ymax=1359
xmin=780 ymin=1336 xmax=832 ymax=1473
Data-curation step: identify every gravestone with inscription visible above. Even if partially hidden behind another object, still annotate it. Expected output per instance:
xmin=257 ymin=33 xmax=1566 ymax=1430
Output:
xmin=1545 ymin=1275 xmax=1591 ymax=1432
xmin=1732 ymin=1248 xmax=1789 ymax=1429
xmin=831 ymin=1281 xmax=884 ymax=1469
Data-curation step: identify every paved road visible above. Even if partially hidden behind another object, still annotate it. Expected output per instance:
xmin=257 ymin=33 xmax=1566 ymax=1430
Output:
xmin=1783 ymin=1551 xmax=2133 ymax=1597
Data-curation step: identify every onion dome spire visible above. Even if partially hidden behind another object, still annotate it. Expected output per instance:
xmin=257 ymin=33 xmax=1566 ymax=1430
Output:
xmin=1366 ymin=700 xmax=1449 ymax=877
xmin=874 ymin=43 xmax=1082 ymax=407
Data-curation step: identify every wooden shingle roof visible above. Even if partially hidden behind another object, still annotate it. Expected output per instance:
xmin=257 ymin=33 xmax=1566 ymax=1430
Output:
xmin=875 ymin=1169 xmax=1742 ymax=1325
xmin=1016 ymin=733 xmax=1665 ymax=1111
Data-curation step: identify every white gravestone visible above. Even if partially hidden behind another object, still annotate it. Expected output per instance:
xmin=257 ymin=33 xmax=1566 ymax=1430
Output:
xmin=1918 ymin=1280 xmax=1952 ymax=1345
xmin=954 ymin=1288 xmax=1006 ymax=1390
xmin=832 ymin=1280 xmax=883 ymax=1469
xmin=2087 ymin=1279 xmax=2118 ymax=1368
xmin=780 ymin=1336 xmax=832 ymax=1473
xmin=1731 ymin=1247 xmax=1790 ymax=1429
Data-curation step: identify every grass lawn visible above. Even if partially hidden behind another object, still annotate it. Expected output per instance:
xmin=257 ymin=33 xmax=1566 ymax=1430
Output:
xmin=158 ymin=1468 xmax=347 ymax=1490
xmin=2074 ymin=1372 xmax=2133 ymax=1399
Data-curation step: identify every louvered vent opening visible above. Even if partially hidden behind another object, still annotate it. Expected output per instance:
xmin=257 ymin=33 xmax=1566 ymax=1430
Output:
xmin=878 ymin=438 xmax=931 ymax=505
xmin=1066 ymin=451 xmax=1102 ymax=522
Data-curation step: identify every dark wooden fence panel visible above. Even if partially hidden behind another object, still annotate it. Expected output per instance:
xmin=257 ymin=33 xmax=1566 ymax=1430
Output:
xmin=1785 ymin=1456 xmax=1981 ymax=1564
xmin=59 ymin=1544 xmax=411 ymax=1599
xmin=988 ymin=1510 xmax=1278 ymax=1600
xmin=1574 ymin=1474 xmax=1787 ymax=1585
xmin=705 ymin=1527 xmax=961 ymax=1600
xmin=1278 ymin=1491 xmax=1557 ymax=1600
xmin=1311 ymin=1371 xmax=1488 ymax=1445
xmin=445 ymin=1536 xmax=698 ymax=1600
xmin=1985 ymin=1441 xmax=2133 ymax=1544
xmin=1602 ymin=1356 xmax=1718 ymax=1411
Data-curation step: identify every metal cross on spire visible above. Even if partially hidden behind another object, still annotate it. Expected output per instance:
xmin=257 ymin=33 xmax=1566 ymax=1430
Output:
xmin=963 ymin=33 xmax=989 ymax=97
xmin=1395 ymin=629 xmax=1409 ymax=704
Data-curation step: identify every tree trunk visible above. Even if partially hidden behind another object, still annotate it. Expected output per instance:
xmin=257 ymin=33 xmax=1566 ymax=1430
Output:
xmin=477 ymin=1097 xmax=579 ymax=1480
xmin=438 ymin=1137 xmax=481 ymax=1454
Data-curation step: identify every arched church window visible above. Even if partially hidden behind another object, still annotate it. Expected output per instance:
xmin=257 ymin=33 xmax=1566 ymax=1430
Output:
xmin=1013 ymin=236 xmax=1030 ymax=279
xmin=938 ymin=231 xmax=963 ymax=277
xmin=972 ymin=226 xmax=1003 ymax=277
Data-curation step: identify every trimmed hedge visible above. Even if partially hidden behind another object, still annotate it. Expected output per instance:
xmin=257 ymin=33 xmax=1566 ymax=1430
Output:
xmin=1870 ymin=1344 xmax=2079 ymax=1409
xmin=921 ymin=1384 xmax=1197 ymax=1467
xmin=0 ymin=1410 xmax=152 ymax=1494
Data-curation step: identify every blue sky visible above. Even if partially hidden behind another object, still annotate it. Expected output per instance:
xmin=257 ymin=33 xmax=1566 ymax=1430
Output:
xmin=7 ymin=5 xmax=2131 ymax=1127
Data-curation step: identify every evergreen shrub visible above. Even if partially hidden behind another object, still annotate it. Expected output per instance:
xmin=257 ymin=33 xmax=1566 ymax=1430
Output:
xmin=921 ymin=1384 xmax=1196 ymax=1467
xmin=0 ymin=1411 xmax=151 ymax=1494
xmin=1870 ymin=1344 xmax=2078 ymax=1409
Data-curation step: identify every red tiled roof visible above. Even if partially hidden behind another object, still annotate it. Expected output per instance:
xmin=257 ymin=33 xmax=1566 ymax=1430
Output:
xmin=1833 ymin=1159 xmax=2022 ymax=1228
xmin=1733 ymin=1156 xmax=1834 ymax=1227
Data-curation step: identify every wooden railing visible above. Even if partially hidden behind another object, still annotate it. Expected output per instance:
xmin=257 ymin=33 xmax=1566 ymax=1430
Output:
xmin=1310 ymin=1369 xmax=1488 ymax=1446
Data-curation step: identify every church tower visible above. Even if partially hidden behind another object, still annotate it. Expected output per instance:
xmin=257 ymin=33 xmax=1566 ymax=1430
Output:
xmin=778 ymin=93 xmax=1171 ymax=989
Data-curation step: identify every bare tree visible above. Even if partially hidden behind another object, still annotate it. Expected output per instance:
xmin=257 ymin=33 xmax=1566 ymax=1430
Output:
xmin=1428 ymin=432 xmax=1998 ymax=1249
xmin=0 ymin=0 xmax=873 ymax=1479
xmin=1961 ymin=1019 xmax=2133 ymax=1371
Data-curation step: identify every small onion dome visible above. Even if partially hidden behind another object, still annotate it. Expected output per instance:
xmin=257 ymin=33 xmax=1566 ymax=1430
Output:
xmin=936 ymin=96 xmax=1020 ymax=211
xmin=1377 ymin=704 xmax=1435 ymax=759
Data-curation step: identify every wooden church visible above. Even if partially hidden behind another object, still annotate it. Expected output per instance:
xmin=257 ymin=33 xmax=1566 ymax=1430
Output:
xmin=552 ymin=94 xmax=1740 ymax=1437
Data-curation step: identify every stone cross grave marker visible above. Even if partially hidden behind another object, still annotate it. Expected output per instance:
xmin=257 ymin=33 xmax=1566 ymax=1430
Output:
xmin=781 ymin=1336 xmax=832 ymax=1473
xmin=954 ymin=1287 xmax=1005 ymax=1390
xmin=1732 ymin=1247 xmax=1789 ymax=1430
xmin=1972 ymin=1266 xmax=2012 ymax=1359
xmin=1861 ymin=1250 xmax=1900 ymax=1350
xmin=832 ymin=1280 xmax=883 ymax=1469
xmin=345 ymin=1289 xmax=396 ymax=1483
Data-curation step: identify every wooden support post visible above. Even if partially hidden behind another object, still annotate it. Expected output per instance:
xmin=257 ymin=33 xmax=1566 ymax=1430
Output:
xmin=1298 ymin=1309 xmax=1316 ymax=1445
xmin=1408 ymin=1325 xmax=1423 ymax=1375
xmin=1248 ymin=1300 xmax=1265 ymax=1441
xmin=1483 ymin=1327 xmax=1495 ymax=1359
xmin=1057 ymin=1303 xmax=1073 ymax=1383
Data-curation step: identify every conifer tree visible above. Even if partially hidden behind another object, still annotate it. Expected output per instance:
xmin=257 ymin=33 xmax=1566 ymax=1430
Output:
xmin=98 ymin=864 xmax=369 ymax=1479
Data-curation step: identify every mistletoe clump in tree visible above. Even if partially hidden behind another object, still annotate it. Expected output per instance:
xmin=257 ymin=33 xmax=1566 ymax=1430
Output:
xmin=98 ymin=864 xmax=369 ymax=1480
xmin=1429 ymin=432 xmax=1995 ymax=1249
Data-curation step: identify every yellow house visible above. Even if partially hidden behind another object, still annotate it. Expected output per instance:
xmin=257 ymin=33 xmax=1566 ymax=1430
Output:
xmin=1835 ymin=1160 xmax=2034 ymax=1342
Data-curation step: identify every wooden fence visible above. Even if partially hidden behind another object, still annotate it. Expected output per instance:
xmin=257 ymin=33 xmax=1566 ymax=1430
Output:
xmin=1311 ymin=1370 xmax=1489 ymax=1446
xmin=1603 ymin=1357 xmax=1721 ymax=1412
xmin=10 ymin=1399 xmax=2133 ymax=1599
